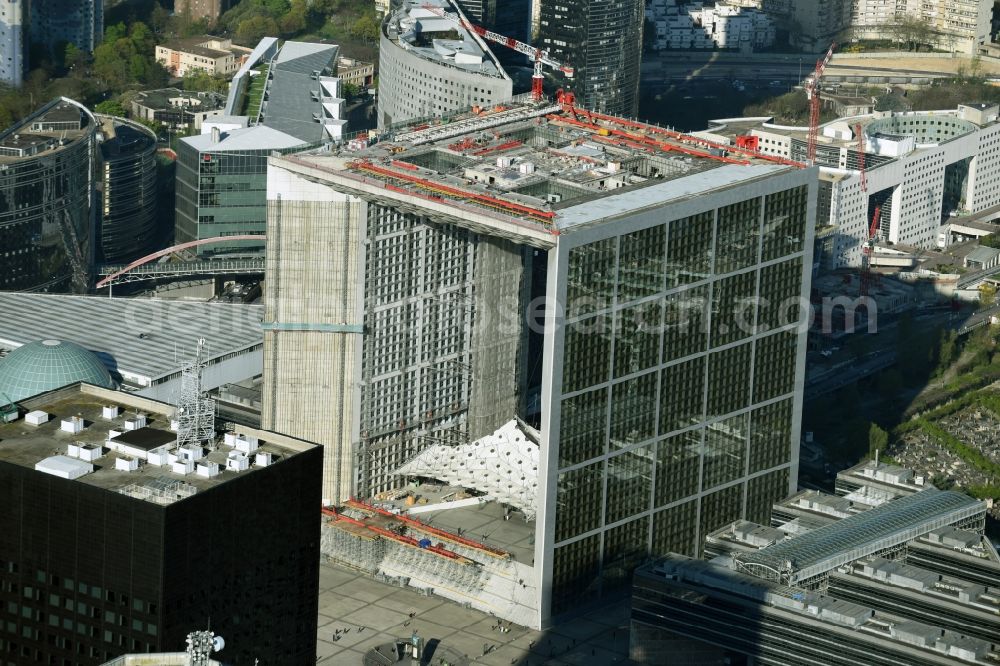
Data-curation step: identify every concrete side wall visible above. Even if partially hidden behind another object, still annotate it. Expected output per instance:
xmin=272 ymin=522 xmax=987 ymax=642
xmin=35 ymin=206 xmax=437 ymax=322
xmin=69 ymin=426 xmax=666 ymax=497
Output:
xmin=468 ymin=237 xmax=526 ymax=439
xmin=261 ymin=190 xmax=366 ymax=504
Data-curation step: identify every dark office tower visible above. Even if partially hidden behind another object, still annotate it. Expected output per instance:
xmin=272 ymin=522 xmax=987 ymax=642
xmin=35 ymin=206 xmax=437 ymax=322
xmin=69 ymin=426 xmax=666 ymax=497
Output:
xmin=0 ymin=98 xmax=96 ymax=293
xmin=29 ymin=0 xmax=102 ymax=58
xmin=536 ymin=0 xmax=644 ymax=115
xmin=0 ymin=383 xmax=321 ymax=665
xmin=96 ymin=117 xmax=158 ymax=264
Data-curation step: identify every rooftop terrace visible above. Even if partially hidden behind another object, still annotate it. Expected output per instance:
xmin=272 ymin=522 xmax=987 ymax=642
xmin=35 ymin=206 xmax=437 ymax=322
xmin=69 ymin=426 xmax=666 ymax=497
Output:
xmin=384 ymin=0 xmax=507 ymax=79
xmin=0 ymin=98 xmax=93 ymax=163
xmin=0 ymin=383 xmax=313 ymax=502
xmin=279 ymin=97 xmax=802 ymax=246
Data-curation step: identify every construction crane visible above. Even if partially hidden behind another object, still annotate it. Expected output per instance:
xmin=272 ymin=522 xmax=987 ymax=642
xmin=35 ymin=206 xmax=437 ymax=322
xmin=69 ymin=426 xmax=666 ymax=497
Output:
xmin=420 ymin=3 xmax=573 ymax=100
xmin=805 ymin=43 xmax=836 ymax=165
xmin=855 ymin=123 xmax=867 ymax=193
xmin=861 ymin=204 xmax=881 ymax=297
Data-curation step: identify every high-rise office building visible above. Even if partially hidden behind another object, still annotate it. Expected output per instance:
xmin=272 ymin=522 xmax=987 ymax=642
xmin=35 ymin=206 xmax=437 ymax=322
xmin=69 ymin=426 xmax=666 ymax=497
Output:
xmin=96 ymin=116 xmax=158 ymax=264
xmin=0 ymin=382 xmax=321 ymax=665
xmin=175 ymin=0 xmax=228 ymax=22
xmin=0 ymin=0 xmax=25 ymax=86
xmin=0 ymin=98 xmax=97 ymax=293
xmin=262 ymin=99 xmax=816 ymax=625
xmin=175 ymin=40 xmax=342 ymax=256
xmin=29 ymin=0 xmax=103 ymax=57
xmin=535 ymin=0 xmax=644 ymax=115
xmin=378 ymin=0 xmax=513 ymax=129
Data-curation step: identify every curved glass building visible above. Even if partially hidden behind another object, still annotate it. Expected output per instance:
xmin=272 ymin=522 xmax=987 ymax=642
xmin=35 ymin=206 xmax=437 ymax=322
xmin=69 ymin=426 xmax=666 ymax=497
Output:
xmin=96 ymin=116 xmax=158 ymax=264
xmin=0 ymin=98 xmax=97 ymax=292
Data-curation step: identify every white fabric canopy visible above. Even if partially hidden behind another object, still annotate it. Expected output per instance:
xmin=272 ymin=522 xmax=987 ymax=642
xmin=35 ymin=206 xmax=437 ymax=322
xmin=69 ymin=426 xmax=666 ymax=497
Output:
xmin=395 ymin=420 xmax=539 ymax=519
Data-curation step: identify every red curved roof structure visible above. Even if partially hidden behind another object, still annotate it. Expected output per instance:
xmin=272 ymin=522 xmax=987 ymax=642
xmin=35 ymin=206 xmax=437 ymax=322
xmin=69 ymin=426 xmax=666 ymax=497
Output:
xmin=95 ymin=235 xmax=266 ymax=289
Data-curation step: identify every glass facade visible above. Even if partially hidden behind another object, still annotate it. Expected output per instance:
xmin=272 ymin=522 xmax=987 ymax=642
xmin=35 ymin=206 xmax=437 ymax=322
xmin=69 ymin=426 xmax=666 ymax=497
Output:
xmin=98 ymin=118 xmax=158 ymax=264
xmin=550 ymin=184 xmax=810 ymax=616
xmin=0 ymin=104 xmax=95 ymax=293
xmin=175 ymin=140 xmax=311 ymax=257
xmin=536 ymin=0 xmax=644 ymax=116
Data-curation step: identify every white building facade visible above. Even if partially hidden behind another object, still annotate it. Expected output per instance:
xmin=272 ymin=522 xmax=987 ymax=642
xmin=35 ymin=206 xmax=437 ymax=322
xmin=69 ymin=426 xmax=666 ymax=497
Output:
xmin=0 ymin=0 xmax=24 ymax=86
xmin=378 ymin=0 xmax=513 ymax=128
xmin=711 ymin=104 xmax=1000 ymax=269
xmin=646 ymin=0 xmax=775 ymax=51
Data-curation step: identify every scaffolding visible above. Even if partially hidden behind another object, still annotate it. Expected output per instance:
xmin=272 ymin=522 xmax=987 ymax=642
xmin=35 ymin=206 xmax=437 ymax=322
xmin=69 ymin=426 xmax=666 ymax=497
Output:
xmin=119 ymin=477 xmax=198 ymax=505
xmin=175 ymin=338 xmax=216 ymax=449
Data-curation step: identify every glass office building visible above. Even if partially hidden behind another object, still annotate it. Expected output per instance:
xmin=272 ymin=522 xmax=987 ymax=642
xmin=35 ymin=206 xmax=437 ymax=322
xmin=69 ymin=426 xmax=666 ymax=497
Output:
xmin=175 ymin=138 xmax=281 ymax=256
xmin=543 ymin=183 xmax=812 ymax=617
xmin=0 ymin=98 xmax=97 ymax=293
xmin=536 ymin=0 xmax=644 ymax=116
xmin=97 ymin=117 xmax=158 ymax=264
xmin=263 ymin=101 xmax=816 ymax=626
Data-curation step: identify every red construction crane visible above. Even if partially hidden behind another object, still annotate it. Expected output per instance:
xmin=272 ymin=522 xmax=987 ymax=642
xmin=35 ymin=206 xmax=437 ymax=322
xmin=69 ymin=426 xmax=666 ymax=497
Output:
xmin=805 ymin=43 xmax=836 ymax=165
xmin=861 ymin=204 xmax=881 ymax=297
xmin=420 ymin=3 xmax=573 ymax=100
xmin=855 ymin=123 xmax=867 ymax=193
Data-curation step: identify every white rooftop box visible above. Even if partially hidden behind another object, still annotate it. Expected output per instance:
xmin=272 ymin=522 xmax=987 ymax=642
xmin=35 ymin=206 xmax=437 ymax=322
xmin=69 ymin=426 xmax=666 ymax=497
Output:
xmin=60 ymin=416 xmax=84 ymax=434
xmin=235 ymin=436 xmax=258 ymax=454
xmin=123 ymin=414 xmax=147 ymax=431
xmin=35 ymin=455 xmax=92 ymax=480
xmin=170 ymin=459 xmax=194 ymax=476
xmin=115 ymin=457 xmax=139 ymax=472
xmin=25 ymin=411 xmax=49 ymax=426
xmin=102 ymin=405 xmax=120 ymax=419
xmin=178 ymin=446 xmax=204 ymax=462
xmin=255 ymin=451 xmax=274 ymax=467
xmin=147 ymin=447 xmax=170 ymax=466
xmin=170 ymin=419 xmax=179 ymax=431
xmin=196 ymin=462 xmax=220 ymax=478
xmin=226 ymin=451 xmax=250 ymax=472
xmin=67 ymin=443 xmax=102 ymax=462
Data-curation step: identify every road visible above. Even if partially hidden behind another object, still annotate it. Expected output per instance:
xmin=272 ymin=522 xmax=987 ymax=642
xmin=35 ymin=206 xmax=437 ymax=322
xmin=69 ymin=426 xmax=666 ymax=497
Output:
xmin=804 ymin=306 xmax=996 ymax=400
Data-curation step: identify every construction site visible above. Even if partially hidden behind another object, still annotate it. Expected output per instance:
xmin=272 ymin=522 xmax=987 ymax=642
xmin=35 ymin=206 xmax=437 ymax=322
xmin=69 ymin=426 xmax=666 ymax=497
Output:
xmin=264 ymin=84 xmax=815 ymax=626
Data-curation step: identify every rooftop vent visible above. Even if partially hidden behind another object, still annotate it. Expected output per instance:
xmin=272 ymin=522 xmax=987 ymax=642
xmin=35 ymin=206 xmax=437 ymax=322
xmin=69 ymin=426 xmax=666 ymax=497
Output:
xmin=115 ymin=457 xmax=140 ymax=472
xmin=60 ymin=416 xmax=84 ymax=434
xmin=67 ymin=443 xmax=102 ymax=462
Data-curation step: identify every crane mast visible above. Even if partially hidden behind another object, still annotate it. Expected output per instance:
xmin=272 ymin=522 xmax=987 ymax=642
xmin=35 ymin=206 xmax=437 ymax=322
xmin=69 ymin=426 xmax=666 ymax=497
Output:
xmin=805 ymin=43 xmax=836 ymax=165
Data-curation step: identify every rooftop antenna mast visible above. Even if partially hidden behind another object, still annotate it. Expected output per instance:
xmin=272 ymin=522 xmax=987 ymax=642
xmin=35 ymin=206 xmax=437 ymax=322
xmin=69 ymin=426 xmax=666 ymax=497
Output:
xmin=186 ymin=629 xmax=225 ymax=666
xmin=175 ymin=339 xmax=216 ymax=449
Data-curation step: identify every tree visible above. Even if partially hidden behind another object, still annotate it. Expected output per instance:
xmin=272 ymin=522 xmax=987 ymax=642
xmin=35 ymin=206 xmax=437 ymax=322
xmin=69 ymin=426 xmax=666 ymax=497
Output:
xmin=63 ymin=43 xmax=84 ymax=72
xmin=150 ymin=3 xmax=170 ymax=37
xmin=981 ymin=283 xmax=997 ymax=307
xmin=341 ymin=81 xmax=360 ymax=98
xmin=868 ymin=422 xmax=889 ymax=458
xmin=936 ymin=329 xmax=959 ymax=375
xmin=890 ymin=15 xmax=933 ymax=52
xmin=349 ymin=13 xmax=380 ymax=43
xmin=94 ymin=99 xmax=126 ymax=117
xmin=236 ymin=15 xmax=279 ymax=44
xmin=182 ymin=70 xmax=230 ymax=93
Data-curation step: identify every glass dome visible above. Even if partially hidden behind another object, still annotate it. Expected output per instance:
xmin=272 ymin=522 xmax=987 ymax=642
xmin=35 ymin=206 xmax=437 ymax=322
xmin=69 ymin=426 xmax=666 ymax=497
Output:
xmin=0 ymin=339 xmax=116 ymax=404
